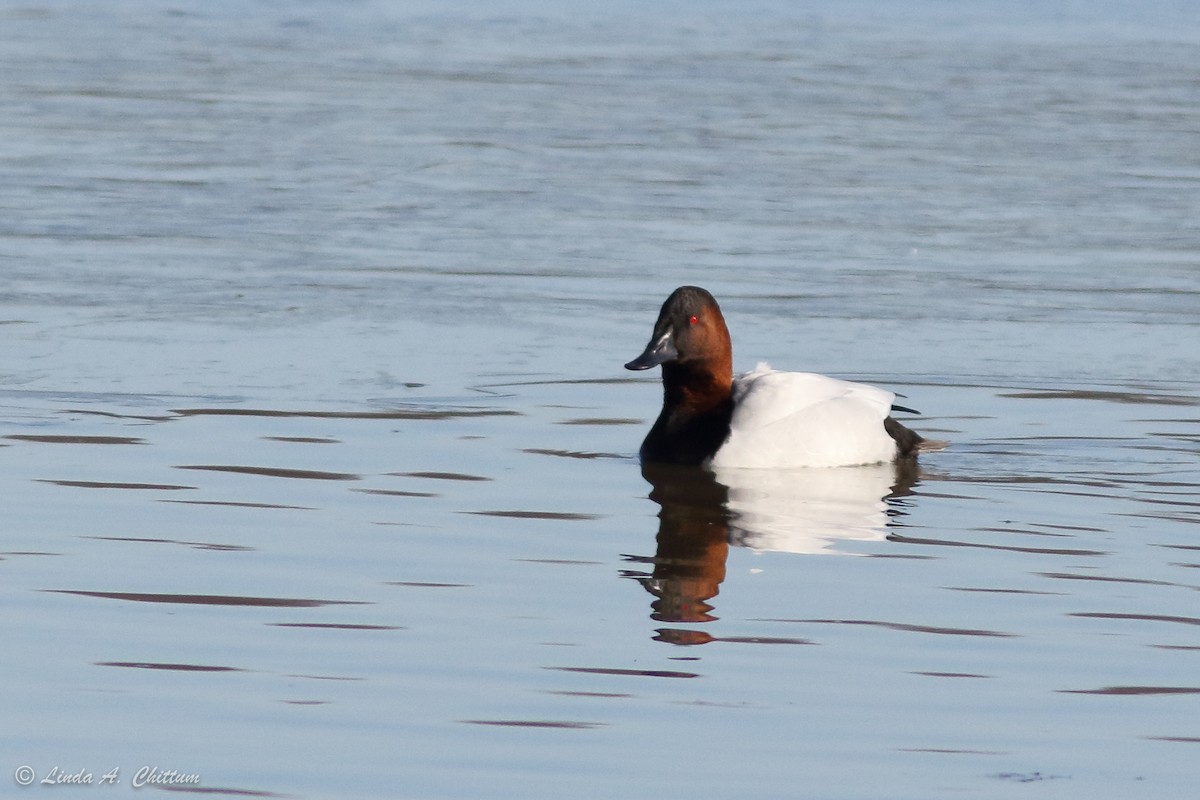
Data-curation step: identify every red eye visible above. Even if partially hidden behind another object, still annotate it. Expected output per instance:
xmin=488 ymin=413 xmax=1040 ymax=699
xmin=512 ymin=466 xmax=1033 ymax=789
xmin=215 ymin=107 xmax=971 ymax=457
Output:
xmin=688 ymin=315 xmax=699 ymax=326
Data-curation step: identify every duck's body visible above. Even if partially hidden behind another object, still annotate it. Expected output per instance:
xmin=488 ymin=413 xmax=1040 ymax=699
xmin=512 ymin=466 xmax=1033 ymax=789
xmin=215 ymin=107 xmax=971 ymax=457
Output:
xmin=626 ymin=286 xmax=931 ymax=469
xmin=714 ymin=363 xmax=904 ymax=468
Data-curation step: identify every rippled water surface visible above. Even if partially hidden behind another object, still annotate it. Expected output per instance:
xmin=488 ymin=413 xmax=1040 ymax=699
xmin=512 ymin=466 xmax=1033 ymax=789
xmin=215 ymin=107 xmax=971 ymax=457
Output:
xmin=3 ymin=2 xmax=1199 ymax=798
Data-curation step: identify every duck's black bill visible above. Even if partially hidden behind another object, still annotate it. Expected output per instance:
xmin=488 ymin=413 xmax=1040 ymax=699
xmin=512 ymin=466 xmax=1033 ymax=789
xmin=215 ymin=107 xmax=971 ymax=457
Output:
xmin=625 ymin=329 xmax=677 ymax=371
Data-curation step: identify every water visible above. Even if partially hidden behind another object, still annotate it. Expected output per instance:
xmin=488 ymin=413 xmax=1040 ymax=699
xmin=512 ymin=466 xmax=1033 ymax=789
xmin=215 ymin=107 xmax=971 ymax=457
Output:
xmin=2 ymin=1 xmax=1199 ymax=798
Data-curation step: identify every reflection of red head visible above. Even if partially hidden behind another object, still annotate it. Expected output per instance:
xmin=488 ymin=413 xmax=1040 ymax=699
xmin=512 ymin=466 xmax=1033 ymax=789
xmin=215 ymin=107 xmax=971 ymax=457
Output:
xmin=643 ymin=531 xmax=728 ymax=624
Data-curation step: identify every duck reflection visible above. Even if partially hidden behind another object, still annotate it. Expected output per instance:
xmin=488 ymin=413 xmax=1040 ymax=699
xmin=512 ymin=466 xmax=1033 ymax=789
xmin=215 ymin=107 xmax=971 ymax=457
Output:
xmin=630 ymin=463 xmax=732 ymax=625
xmin=628 ymin=461 xmax=918 ymax=630
xmin=721 ymin=460 xmax=917 ymax=554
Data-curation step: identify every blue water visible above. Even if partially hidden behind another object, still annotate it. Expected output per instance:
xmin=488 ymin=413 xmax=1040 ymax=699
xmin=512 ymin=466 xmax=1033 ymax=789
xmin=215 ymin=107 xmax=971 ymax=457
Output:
xmin=2 ymin=2 xmax=1199 ymax=798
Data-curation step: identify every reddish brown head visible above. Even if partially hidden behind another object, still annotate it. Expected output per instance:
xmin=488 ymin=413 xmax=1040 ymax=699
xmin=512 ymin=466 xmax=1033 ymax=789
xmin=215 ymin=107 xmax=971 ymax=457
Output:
xmin=626 ymin=286 xmax=735 ymax=465
xmin=625 ymin=286 xmax=733 ymax=383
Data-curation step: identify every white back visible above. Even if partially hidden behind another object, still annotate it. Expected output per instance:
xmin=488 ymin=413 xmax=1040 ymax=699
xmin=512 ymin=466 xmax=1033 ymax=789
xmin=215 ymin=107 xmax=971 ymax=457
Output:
xmin=708 ymin=363 xmax=899 ymax=469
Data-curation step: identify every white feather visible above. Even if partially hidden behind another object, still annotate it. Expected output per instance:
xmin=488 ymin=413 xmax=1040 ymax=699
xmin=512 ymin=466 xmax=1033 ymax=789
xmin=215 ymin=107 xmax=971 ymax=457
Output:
xmin=707 ymin=362 xmax=899 ymax=469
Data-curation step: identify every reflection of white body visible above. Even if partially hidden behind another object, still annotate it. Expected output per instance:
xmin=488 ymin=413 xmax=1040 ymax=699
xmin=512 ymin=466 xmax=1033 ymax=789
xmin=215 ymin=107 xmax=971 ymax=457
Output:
xmin=716 ymin=462 xmax=897 ymax=555
xmin=709 ymin=364 xmax=900 ymax=470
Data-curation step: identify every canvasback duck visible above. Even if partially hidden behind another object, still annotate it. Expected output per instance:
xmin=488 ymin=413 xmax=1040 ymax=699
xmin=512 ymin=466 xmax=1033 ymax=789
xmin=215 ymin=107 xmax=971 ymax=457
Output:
xmin=625 ymin=286 xmax=932 ymax=469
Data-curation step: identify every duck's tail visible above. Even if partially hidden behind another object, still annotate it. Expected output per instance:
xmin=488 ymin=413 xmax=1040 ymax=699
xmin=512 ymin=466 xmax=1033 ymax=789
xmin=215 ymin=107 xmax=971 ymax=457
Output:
xmin=884 ymin=416 xmax=948 ymax=459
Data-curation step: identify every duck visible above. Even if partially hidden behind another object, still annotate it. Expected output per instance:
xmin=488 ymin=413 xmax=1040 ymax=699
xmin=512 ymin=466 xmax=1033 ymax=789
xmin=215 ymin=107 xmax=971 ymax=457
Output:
xmin=625 ymin=286 xmax=935 ymax=469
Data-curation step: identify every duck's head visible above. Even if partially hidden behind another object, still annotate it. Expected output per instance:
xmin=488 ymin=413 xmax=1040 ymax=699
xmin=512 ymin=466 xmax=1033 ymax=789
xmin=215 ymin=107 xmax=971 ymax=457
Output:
xmin=625 ymin=286 xmax=731 ymax=373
